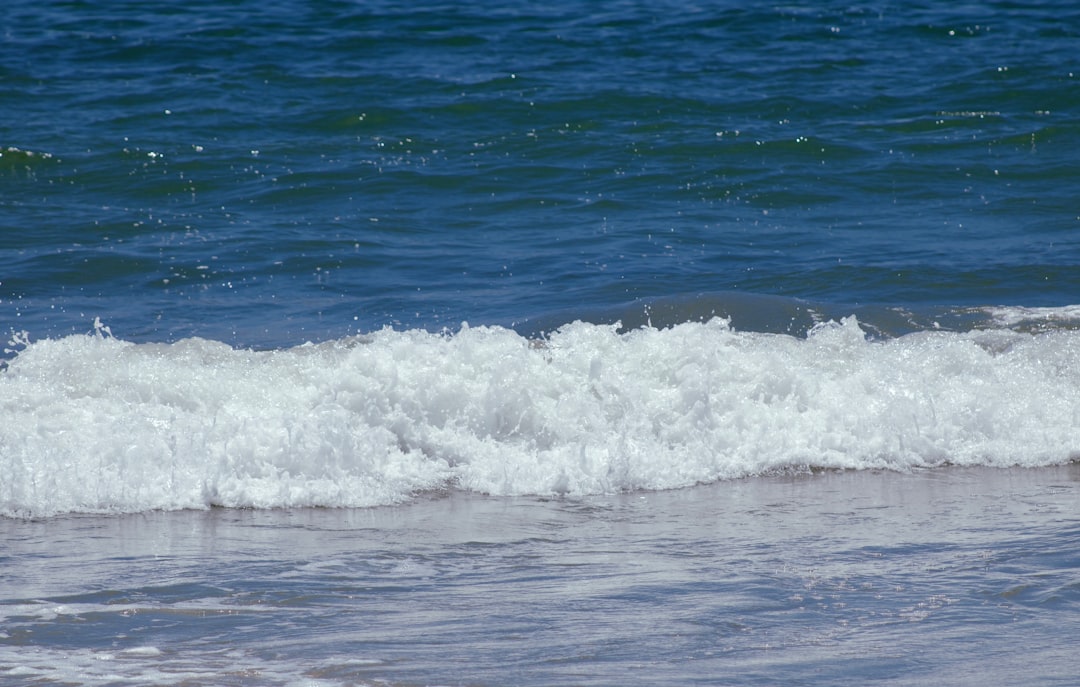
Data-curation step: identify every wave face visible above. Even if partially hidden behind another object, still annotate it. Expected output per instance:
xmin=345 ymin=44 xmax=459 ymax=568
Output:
xmin=3 ymin=317 xmax=1078 ymax=517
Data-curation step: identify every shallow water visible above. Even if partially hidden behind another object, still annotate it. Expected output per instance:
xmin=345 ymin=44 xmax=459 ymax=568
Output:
xmin=3 ymin=465 xmax=1078 ymax=686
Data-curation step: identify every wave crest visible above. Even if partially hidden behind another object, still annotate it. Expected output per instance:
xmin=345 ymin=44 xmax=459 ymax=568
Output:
xmin=3 ymin=317 xmax=1079 ymax=517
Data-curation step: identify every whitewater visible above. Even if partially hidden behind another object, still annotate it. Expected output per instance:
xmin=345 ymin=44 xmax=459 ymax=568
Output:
xmin=4 ymin=315 xmax=1078 ymax=518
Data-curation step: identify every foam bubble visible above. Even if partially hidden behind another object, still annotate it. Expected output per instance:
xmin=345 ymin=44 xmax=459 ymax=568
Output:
xmin=119 ymin=647 xmax=163 ymax=657
xmin=984 ymin=305 xmax=1080 ymax=329
xmin=2 ymin=317 xmax=1078 ymax=517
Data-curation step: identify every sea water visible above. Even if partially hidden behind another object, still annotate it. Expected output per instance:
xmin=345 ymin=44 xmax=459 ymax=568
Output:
xmin=2 ymin=468 xmax=1078 ymax=686
xmin=2 ymin=1 xmax=1079 ymax=684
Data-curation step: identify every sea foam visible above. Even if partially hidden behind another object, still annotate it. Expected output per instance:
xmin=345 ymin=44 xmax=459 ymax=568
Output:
xmin=2 ymin=317 xmax=1078 ymax=517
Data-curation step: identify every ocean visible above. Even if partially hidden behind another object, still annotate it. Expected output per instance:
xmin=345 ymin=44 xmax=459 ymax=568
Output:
xmin=2 ymin=0 xmax=1079 ymax=684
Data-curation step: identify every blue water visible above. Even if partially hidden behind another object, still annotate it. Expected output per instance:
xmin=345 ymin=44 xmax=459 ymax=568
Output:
xmin=2 ymin=1 xmax=1080 ymax=684
xmin=4 ymin=0 xmax=1079 ymax=346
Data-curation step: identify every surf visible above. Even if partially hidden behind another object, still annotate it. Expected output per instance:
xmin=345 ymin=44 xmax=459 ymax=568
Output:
xmin=3 ymin=313 xmax=1079 ymax=518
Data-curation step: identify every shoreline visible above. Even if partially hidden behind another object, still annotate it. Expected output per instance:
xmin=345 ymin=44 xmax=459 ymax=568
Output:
xmin=3 ymin=462 xmax=1078 ymax=686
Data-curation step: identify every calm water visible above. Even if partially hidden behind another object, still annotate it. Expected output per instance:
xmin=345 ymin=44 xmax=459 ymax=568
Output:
xmin=2 ymin=1 xmax=1080 ymax=685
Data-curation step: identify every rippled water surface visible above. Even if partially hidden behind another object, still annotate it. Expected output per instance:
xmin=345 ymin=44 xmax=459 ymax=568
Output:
xmin=3 ymin=467 xmax=1079 ymax=686
xmin=3 ymin=0 xmax=1079 ymax=345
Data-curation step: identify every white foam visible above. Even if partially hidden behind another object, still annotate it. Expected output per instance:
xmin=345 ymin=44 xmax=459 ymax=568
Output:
xmin=0 ymin=644 xmax=360 ymax=687
xmin=0 ymin=646 xmax=227 ymax=687
xmin=984 ymin=304 xmax=1080 ymax=327
xmin=118 ymin=646 xmax=163 ymax=657
xmin=3 ymin=317 xmax=1079 ymax=517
